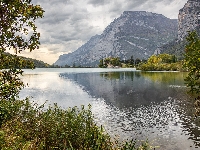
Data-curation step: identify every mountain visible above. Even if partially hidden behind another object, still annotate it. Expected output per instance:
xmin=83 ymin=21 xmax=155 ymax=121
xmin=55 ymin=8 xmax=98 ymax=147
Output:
xmin=159 ymin=39 xmax=187 ymax=60
xmin=160 ymin=0 xmax=200 ymax=58
xmin=178 ymin=0 xmax=200 ymax=41
xmin=54 ymin=11 xmax=178 ymax=67
xmin=54 ymin=34 xmax=101 ymax=67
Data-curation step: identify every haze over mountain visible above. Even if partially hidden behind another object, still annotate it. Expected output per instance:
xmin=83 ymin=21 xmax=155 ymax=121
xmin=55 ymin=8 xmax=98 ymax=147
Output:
xmin=54 ymin=11 xmax=177 ymax=67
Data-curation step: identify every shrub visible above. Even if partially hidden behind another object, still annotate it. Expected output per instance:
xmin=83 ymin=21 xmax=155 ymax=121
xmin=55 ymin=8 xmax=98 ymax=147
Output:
xmin=0 ymin=99 xmax=153 ymax=150
xmin=0 ymin=101 xmax=113 ymax=149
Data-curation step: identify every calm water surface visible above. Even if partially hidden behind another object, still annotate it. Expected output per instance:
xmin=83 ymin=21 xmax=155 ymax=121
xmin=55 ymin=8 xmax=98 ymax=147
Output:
xmin=20 ymin=68 xmax=200 ymax=150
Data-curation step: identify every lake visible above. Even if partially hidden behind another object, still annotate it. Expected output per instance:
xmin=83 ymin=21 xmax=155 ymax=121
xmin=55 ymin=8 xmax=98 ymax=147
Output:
xmin=19 ymin=68 xmax=200 ymax=150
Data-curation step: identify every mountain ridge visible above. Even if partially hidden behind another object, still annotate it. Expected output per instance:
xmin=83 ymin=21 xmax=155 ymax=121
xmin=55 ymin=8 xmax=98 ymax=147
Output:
xmin=54 ymin=11 xmax=178 ymax=67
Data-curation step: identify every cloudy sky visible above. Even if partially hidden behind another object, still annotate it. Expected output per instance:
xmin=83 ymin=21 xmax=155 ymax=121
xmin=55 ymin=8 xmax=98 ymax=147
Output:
xmin=18 ymin=0 xmax=188 ymax=64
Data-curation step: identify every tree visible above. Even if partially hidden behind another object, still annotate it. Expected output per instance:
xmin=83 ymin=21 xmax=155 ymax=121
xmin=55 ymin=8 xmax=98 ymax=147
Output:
xmin=110 ymin=57 xmax=121 ymax=67
xmin=99 ymin=59 xmax=104 ymax=68
xmin=159 ymin=53 xmax=173 ymax=63
xmin=0 ymin=0 xmax=44 ymax=101
xmin=135 ymin=58 xmax=141 ymax=66
xmin=147 ymin=55 xmax=162 ymax=64
xmin=130 ymin=55 xmax=134 ymax=66
xmin=99 ymin=57 xmax=122 ymax=68
xmin=73 ymin=62 xmax=76 ymax=68
xmin=138 ymin=54 xmax=181 ymax=71
xmin=184 ymin=31 xmax=200 ymax=94
xmin=172 ymin=55 xmax=177 ymax=63
xmin=64 ymin=64 xmax=70 ymax=68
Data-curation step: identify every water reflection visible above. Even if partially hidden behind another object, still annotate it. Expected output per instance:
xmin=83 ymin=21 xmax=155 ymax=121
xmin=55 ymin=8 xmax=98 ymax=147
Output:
xmin=20 ymin=72 xmax=92 ymax=108
xmin=60 ymin=72 xmax=187 ymax=108
xmin=60 ymin=71 xmax=200 ymax=149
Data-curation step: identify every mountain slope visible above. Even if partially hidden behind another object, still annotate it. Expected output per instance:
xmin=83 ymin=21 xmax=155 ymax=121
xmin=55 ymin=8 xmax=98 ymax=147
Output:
xmin=54 ymin=34 xmax=101 ymax=67
xmin=54 ymin=11 xmax=178 ymax=67
xmin=178 ymin=0 xmax=200 ymax=40
xmin=161 ymin=0 xmax=200 ymax=58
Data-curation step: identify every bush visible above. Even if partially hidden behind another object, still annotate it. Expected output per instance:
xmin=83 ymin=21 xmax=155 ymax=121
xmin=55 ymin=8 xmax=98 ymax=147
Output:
xmin=0 ymin=99 xmax=153 ymax=150
xmin=0 ymin=100 xmax=113 ymax=149
xmin=137 ymin=54 xmax=182 ymax=71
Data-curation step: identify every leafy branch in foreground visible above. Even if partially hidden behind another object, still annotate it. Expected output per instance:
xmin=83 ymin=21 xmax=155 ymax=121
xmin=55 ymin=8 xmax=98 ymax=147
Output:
xmin=184 ymin=31 xmax=200 ymax=116
xmin=184 ymin=31 xmax=200 ymax=94
xmin=0 ymin=0 xmax=44 ymax=101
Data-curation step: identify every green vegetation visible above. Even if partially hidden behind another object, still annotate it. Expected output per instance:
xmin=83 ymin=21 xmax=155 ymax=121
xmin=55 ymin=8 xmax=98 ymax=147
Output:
xmin=137 ymin=54 xmax=183 ymax=71
xmin=99 ymin=57 xmax=122 ymax=68
xmin=20 ymin=56 xmax=51 ymax=68
xmin=0 ymin=99 xmax=152 ymax=149
xmin=183 ymin=31 xmax=200 ymax=116
xmin=98 ymin=54 xmax=180 ymax=70
xmin=2 ymin=52 xmax=51 ymax=68
xmin=0 ymin=0 xmax=44 ymax=101
xmin=99 ymin=56 xmax=141 ymax=68
xmin=184 ymin=31 xmax=200 ymax=94
xmin=0 ymin=0 xmax=152 ymax=149
xmin=0 ymin=52 xmax=34 ymax=69
xmin=0 ymin=100 xmax=112 ymax=149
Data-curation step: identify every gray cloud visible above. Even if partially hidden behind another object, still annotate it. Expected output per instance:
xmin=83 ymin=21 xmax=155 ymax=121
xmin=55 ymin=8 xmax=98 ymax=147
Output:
xmin=87 ymin=0 xmax=107 ymax=7
xmin=29 ymin=0 xmax=188 ymax=64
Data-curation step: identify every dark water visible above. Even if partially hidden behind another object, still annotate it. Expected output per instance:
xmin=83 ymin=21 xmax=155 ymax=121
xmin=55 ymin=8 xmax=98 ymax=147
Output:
xmin=20 ymin=68 xmax=200 ymax=150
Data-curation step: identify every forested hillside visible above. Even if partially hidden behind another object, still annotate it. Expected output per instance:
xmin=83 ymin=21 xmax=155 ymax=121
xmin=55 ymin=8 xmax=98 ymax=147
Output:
xmin=2 ymin=52 xmax=51 ymax=68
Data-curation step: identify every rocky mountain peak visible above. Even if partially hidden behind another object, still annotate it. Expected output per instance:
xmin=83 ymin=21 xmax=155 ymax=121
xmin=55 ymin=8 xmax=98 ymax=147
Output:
xmin=54 ymin=11 xmax=177 ymax=67
xmin=178 ymin=0 xmax=200 ymax=40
